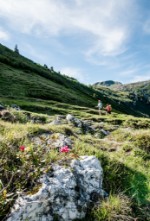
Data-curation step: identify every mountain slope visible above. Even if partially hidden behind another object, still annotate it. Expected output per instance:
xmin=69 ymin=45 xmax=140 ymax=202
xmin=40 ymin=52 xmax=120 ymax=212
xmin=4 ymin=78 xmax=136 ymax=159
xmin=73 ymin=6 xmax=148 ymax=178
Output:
xmin=0 ymin=44 xmax=150 ymax=220
xmin=0 ymin=43 xmax=149 ymax=117
xmin=123 ymin=80 xmax=150 ymax=100
xmin=93 ymin=80 xmax=150 ymax=117
xmin=0 ymin=43 xmax=97 ymax=107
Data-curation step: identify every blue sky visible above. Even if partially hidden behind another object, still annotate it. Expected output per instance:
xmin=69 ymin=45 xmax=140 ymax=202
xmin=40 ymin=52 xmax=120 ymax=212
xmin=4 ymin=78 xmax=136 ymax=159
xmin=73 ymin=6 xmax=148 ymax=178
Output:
xmin=0 ymin=0 xmax=150 ymax=84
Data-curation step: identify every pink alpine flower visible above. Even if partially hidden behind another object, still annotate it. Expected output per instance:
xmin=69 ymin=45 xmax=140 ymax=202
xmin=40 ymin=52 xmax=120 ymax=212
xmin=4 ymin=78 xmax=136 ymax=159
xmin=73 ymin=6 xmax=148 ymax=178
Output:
xmin=60 ymin=146 xmax=70 ymax=153
xmin=19 ymin=145 xmax=25 ymax=152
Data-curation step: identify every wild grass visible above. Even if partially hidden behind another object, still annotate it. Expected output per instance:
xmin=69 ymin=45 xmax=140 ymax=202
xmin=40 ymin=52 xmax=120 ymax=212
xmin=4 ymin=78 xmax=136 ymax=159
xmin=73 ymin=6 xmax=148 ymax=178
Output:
xmin=91 ymin=194 xmax=133 ymax=221
xmin=0 ymin=99 xmax=150 ymax=220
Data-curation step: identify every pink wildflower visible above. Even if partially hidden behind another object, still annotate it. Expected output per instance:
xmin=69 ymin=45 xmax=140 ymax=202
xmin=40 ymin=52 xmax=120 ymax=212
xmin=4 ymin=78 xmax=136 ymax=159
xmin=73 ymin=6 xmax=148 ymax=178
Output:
xmin=60 ymin=146 xmax=70 ymax=153
xmin=19 ymin=145 xmax=25 ymax=152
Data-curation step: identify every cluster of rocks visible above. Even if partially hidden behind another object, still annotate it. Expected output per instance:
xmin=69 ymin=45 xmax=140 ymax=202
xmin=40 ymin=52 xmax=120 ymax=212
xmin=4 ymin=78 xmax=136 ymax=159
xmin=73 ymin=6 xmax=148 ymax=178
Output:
xmin=50 ymin=115 xmax=66 ymax=125
xmin=0 ymin=110 xmax=16 ymax=122
xmin=0 ymin=103 xmax=112 ymax=138
xmin=7 ymin=156 xmax=104 ymax=221
xmin=11 ymin=104 xmax=20 ymax=111
xmin=30 ymin=117 xmax=114 ymax=155
xmin=26 ymin=113 xmax=46 ymax=124
xmin=0 ymin=104 xmax=20 ymax=123
xmin=31 ymin=133 xmax=73 ymax=150
xmin=94 ymin=129 xmax=110 ymax=139
xmin=1 ymin=111 xmax=114 ymax=221
xmin=66 ymin=114 xmax=95 ymax=134
xmin=0 ymin=103 xmax=20 ymax=111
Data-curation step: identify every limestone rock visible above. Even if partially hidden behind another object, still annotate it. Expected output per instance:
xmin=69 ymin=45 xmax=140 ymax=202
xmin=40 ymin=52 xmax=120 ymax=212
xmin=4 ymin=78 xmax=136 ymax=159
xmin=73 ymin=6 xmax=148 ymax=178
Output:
xmin=100 ymin=129 xmax=110 ymax=136
xmin=0 ymin=110 xmax=16 ymax=122
xmin=66 ymin=114 xmax=74 ymax=122
xmin=50 ymin=119 xmax=61 ymax=125
xmin=31 ymin=133 xmax=73 ymax=149
xmin=57 ymin=115 xmax=66 ymax=120
xmin=11 ymin=104 xmax=20 ymax=110
xmin=30 ymin=116 xmax=46 ymax=124
xmin=7 ymin=156 xmax=104 ymax=221
xmin=66 ymin=115 xmax=95 ymax=134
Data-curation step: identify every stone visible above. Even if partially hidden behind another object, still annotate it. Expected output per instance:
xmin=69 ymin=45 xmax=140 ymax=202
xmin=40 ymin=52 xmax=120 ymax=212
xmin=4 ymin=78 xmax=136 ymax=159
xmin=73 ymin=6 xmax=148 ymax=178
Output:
xmin=57 ymin=115 xmax=66 ymax=120
xmin=100 ymin=129 xmax=110 ymax=136
xmin=50 ymin=119 xmax=61 ymax=125
xmin=0 ymin=104 xmax=5 ymax=111
xmin=31 ymin=133 xmax=73 ymax=150
xmin=0 ymin=110 xmax=16 ymax=122
xmin=11 ymin=104 xmax=20 ymax=110
xmin=7 ymin=156 xmax=104 ymax=221
xmin=52 ymin=134 xmax=72 ymax=149
xmin=66 ymin=115 xmax=95 ymax=134
xmin=66 ymin=114 xmax=74 ymax=122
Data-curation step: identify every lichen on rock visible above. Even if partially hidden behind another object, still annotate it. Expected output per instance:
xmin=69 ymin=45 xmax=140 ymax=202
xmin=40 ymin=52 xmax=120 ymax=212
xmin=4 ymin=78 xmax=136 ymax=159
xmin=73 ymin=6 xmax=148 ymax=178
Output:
xmin=7 ymin=156 xmax=104 ymax=221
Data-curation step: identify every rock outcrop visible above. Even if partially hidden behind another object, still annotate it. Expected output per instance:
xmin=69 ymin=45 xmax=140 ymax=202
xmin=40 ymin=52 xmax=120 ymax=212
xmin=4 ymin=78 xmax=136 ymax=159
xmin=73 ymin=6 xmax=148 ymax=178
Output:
xmin=0 ymin=110 xmax=16 ymax=122
xmin=31 ymin=133 xmax=73 ymax=150
xmin=66 ymin=114 xmax=95 ymax=134
xmin=7 ymin=156 xmax=104 ymax=221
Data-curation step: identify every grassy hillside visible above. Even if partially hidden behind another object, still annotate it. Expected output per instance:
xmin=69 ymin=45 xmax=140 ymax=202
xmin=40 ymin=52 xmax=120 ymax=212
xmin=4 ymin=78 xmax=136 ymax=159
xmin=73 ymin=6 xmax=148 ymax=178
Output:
xmin=0 ymin=43 xmax=96 ymax=107
xmin=123 ymin=80 xmax=150 ymax=104
xmin=0 ymin=99 xmax=150 ymax=220
xmin=0 ymin=43 xmax=149 ymax=117
xmin=93 ymin=82 xmax=150 ymax=117
xmin=124 ymin=80 xmax=150 ymax=93
xmin=93 ymin=80 xmax=150 ymax=95
xmin=0 ymin=43 xmax=150 ymax=220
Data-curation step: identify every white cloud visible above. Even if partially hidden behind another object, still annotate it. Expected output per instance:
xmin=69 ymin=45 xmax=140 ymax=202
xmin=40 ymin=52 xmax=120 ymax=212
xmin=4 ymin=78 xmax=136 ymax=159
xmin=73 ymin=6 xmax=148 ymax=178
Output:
xmin=60 ymin=67 xmax=85 ymax=82
xmin=120 ymin=69 xmax=138 ymax=77
xmin=21 ymin=43 xmax=48 ymax=63
xmin=0 ymin=0 xmax=135 ymax=57
xmin=0 ymin=28 xmax=10 ymax=40
xmin=129 ymin=75 xmax=150 ymax=83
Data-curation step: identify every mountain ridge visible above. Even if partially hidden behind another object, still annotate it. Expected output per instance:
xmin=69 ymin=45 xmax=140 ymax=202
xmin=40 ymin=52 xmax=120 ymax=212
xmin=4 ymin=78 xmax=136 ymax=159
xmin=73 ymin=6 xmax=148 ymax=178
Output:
xmin=93 ymin=79 xmax=150 ymax=90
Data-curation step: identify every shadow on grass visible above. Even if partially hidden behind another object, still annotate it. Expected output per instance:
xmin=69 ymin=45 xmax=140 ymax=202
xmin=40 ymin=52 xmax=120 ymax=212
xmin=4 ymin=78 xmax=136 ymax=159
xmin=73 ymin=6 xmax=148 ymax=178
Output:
xmin=97 ymin=154 xmax=150 ymax=220
xmin=98 ymin=155 xmax=149 ymax=205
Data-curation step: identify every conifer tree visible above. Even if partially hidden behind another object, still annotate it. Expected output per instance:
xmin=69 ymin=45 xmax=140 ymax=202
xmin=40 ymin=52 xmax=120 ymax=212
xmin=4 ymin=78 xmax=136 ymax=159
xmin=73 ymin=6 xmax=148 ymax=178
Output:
xmin=14 ymin=44 xmax=19 ymax=54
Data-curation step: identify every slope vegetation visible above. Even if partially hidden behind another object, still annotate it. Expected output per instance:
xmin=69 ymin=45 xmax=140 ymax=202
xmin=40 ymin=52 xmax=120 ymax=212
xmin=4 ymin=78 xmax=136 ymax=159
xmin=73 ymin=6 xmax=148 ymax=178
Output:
xmin=0 ymin=102 xmax=150 ymax=220
xmin=0 ymin=43 xmax=149 ymax=117
xmin=93 ymin=80 xmax=150 ymax=117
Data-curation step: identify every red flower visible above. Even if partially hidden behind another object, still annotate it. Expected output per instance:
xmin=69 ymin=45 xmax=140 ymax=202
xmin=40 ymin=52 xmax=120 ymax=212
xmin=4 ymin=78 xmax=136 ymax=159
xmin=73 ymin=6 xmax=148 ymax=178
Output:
xmin=19 ymin=146 xmax=25 ymax=152
xmin=60 ymin=146 xmax=70 ymax=153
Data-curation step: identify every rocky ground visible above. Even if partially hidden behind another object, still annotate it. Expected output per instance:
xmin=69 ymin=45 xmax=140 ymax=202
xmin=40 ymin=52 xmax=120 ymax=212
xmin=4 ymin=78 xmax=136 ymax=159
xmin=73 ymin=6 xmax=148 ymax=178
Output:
xmin=0 ymin=105 xmax=150 ymax=221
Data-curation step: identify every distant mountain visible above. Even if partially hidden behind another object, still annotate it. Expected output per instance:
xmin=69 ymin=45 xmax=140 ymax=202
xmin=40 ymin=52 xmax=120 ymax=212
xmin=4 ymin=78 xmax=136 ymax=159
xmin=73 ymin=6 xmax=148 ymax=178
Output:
xmin=93 ymin=80 xmax=150 ymax=117
xmin=93 ymin=80 xmax=150 ymax=93
xmin=94 ymin=80 xmax=122 ymax=87
xmin=93 ymin=80 xmax=123 ymax=90
xmin=123 ymin=80 xmax=150 ymax=94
